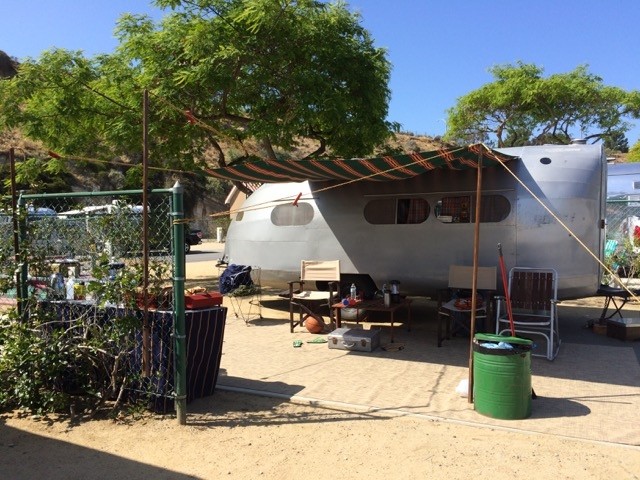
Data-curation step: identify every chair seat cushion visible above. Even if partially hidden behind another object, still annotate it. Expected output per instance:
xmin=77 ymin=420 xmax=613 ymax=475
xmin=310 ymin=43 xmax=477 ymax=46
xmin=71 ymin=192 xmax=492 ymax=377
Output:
xmin=440 ymin=298 xmax=486 ymax=313
xmin=292 ymin=291 xmax=332 ymax=301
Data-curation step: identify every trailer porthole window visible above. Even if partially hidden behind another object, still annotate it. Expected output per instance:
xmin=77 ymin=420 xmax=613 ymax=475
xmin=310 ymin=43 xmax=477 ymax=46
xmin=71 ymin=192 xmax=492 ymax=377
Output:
xmin=271 ymin=202 xmax=314 ymax=226
xmin=364 ymin=198 xmax=429 ymax=224
xmin=540 ymin=157 xmax=552 ymax=165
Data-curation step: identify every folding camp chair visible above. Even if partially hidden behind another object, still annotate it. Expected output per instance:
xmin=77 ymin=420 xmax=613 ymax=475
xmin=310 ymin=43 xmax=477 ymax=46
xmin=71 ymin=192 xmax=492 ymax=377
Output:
xmin=437 ymin=265 xmax=497 ymax=347
xmin=495 ymin=267 xmax=560 ymax=361
xmin=219 ymin=264 xmax=262 ymax=325
xmin=288 ymin=260 xmax=340 ymax=333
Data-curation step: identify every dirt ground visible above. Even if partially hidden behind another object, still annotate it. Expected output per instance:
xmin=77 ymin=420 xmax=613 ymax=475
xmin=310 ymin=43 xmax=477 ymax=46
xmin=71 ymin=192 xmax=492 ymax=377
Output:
xmin=2 ymin=388 xmax=640 ymax=480
xmin=0 ymin=391 xmax=640 ymax=480
xmin=4 ymin=310 xmax=640 ymax=480
xmin=2 ymin=244 xmax=640 ymax=479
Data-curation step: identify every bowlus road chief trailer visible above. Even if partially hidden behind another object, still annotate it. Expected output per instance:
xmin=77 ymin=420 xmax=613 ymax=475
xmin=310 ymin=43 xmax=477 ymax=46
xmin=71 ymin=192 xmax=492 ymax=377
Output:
xmin=208 ymin=143 xmax=607 ymax=300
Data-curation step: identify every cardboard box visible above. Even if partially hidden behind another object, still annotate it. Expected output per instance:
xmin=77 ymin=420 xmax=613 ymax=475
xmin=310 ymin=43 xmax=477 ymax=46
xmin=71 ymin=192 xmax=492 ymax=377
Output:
xmin=606 ymin=317 xmax=640 ymax=341
xmin=328 ymin=327 xmax=380 ymax=352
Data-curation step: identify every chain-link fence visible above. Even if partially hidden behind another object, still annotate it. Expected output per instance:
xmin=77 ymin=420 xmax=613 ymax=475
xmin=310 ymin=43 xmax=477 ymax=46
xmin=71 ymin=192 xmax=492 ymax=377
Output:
xmin=0 ymin=188 xmax=188 ymax=415
xmin=604 ymin=198 xmax=640 ymax=279
xmin=606 ymin=198 xmax=640 ymax=245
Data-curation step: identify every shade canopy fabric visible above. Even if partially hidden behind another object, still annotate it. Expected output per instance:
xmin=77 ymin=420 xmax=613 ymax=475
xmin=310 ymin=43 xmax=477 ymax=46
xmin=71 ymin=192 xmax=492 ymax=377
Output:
xmin=205 ymin=143 xmax=517 ymax=183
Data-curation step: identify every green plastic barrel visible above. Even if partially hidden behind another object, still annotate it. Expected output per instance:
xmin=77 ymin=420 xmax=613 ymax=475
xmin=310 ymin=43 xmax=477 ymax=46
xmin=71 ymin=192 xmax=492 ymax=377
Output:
xmin=473 ymin=333 xmax=533 ymax=420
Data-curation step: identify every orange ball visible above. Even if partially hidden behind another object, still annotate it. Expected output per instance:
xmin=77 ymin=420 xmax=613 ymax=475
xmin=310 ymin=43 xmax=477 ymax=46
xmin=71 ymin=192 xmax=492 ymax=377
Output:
xmin=305 ymin=315 xmax=325 ymax=334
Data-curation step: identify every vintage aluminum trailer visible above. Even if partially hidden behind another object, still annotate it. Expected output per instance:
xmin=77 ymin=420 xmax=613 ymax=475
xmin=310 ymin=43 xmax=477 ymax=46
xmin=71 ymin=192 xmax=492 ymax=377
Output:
xmin=216 ymin=143 xmax=607 ymax=299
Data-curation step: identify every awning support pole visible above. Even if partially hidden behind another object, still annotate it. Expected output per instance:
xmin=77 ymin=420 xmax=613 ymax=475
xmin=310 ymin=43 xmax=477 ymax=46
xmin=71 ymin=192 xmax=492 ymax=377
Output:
xmin=468 ymin=151 xmax=483 ymax=403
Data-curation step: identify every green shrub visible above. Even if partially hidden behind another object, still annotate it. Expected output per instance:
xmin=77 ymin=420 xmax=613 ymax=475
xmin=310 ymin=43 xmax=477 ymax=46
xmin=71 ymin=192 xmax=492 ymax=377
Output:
xmin=0 ymin=299 xmax=140 ymax=415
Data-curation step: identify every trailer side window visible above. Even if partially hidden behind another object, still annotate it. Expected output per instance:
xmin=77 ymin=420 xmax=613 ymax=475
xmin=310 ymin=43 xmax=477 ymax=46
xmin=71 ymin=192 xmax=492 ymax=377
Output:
xmin=479 ymin=195 xmax=511 ymax=222
xmin=397 ymin=198 xmax=430 ymax=224
xmin=364 ymin=198 xmax=429 ymax=224
xmin=436 ymin=195 xmax=510 ymax=223
xmin=271 ymin=202 xmax=314 ymax=226
xmin=436 ymin=196 xmax=471 ymax=223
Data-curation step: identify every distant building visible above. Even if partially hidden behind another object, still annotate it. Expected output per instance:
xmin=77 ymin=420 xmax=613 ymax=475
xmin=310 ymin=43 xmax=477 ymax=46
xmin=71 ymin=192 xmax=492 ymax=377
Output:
xmin=225 ymin=183 xmax=260 ymax=219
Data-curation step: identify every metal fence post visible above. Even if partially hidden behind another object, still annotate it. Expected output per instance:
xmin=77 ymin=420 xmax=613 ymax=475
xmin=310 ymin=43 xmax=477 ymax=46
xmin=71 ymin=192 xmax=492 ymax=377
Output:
xmin=171 ymin=181 xmax=187 ymax=425
xmin=16 ymin=192 xmax=28 ymax=319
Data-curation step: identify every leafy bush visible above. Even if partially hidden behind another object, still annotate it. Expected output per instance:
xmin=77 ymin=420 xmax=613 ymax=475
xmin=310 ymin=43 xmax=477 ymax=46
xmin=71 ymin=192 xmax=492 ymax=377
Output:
xmin=0 ymin=297 xmax=141 ymax=416
xmin=0 ymin=189 xmax=180 ymax=417
xmin=603 ymin=238 xmax=640 ymax=284
xmin=0 ymin=256 xmax=172 ymax=416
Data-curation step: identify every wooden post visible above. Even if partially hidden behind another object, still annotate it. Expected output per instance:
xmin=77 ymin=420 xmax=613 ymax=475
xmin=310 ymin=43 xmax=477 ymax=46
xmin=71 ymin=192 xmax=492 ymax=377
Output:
xmin=468 ymin=151 xmax=483 ymax=403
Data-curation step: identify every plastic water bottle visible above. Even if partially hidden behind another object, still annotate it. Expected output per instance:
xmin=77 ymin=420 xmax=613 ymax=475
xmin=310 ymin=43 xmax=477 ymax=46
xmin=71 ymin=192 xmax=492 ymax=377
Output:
xmin=66 ymin=273 xmax=75 ymax=300
xmin=350 ymin=283 xmax=357 ymax=300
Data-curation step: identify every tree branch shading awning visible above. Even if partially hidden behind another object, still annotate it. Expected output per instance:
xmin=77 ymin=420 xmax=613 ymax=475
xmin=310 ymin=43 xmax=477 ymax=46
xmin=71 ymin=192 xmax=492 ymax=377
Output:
xmin=204 ymin=144 xmax=517 ymax=183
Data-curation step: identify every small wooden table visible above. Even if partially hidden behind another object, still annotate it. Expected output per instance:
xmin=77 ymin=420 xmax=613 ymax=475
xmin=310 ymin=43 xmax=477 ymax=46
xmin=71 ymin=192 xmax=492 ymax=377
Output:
xmin=332 ymin=298 xmax=412 ymax=343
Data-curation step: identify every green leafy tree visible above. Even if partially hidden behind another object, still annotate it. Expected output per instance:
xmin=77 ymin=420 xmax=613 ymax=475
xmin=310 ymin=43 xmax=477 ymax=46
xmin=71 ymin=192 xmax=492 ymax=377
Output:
xmin=627 ymin=141 xmax=640 ymax=162
xmin=445 ymin=62 xmax=640 ymax=148
xmin=0 ymin=0 xmax=395 ymax=192
xmin=604 ymin=130 xmax=629 ymax=153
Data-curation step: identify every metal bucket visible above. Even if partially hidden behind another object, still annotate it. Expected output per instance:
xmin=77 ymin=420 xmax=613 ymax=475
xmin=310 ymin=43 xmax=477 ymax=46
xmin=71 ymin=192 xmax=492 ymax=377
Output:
xmin=473 ymin=333 xmax=533 ymax=420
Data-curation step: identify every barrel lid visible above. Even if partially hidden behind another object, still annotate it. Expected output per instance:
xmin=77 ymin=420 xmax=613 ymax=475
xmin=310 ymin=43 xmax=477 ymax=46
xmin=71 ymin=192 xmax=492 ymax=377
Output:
xmin=474 ymin=333 xmax=532 ymax=346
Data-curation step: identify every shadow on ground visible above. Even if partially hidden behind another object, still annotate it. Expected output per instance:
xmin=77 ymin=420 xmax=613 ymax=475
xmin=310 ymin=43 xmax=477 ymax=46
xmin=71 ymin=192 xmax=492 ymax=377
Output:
xmin=0 ymin=418 xmax=198 ymax=480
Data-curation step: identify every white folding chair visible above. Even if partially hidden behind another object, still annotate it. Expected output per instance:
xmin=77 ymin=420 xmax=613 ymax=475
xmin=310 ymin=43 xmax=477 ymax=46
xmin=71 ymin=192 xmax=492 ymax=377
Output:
xmin=495 ymin=267 xmax=560 ymax=360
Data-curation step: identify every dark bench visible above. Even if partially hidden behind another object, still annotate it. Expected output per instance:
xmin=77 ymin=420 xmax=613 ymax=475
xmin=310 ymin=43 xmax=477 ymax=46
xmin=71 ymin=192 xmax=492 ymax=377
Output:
xmin=596 ymin=284 xmax=640 ymax=323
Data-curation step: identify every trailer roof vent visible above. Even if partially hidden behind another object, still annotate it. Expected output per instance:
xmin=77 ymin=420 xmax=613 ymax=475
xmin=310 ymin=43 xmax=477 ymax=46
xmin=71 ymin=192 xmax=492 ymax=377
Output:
xmin=571 ymin=138 xmax=587 ymax=144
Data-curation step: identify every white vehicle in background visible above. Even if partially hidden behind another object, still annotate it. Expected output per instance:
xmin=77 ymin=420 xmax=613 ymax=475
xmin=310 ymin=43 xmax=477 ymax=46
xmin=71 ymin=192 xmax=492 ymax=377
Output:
xmin=606 ymin=163 xmax=640 ymax=245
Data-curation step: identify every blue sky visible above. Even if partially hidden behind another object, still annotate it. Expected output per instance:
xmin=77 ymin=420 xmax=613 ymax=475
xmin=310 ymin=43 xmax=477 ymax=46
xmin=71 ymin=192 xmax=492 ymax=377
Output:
xmin=3 ymin=0 xmax=640 ymax=143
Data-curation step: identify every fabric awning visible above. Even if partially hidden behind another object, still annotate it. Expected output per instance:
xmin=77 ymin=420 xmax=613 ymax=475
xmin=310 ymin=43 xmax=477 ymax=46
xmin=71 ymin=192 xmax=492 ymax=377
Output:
xmin=204 ymin=143 xmax=517 ymax=183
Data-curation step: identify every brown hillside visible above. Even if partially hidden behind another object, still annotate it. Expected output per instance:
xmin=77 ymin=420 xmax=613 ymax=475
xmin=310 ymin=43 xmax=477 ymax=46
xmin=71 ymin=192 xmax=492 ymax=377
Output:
xmin=0 ymin=129 xmax=45 ymax=159
xmin=0 ymin=50 xmax=18 ymax=78
xmin=0 ymin=130 xmax=449 ymax=213
xmin=0 ymin=131 xmax=449 ymax=174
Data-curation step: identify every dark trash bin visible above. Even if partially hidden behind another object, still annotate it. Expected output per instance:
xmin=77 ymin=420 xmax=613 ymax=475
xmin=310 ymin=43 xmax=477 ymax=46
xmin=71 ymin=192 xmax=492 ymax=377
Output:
xmin=131 ymin=306 xmax=227 ymax=413
xmin=473 ymin=333 xmax=533 ymax=420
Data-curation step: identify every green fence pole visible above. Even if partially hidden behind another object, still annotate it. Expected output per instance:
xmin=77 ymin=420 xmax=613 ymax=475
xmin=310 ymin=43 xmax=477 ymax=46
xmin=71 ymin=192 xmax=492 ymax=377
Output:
xmin=171 ymin=181 xmax=187 ymax=425
xmin=16 ymin=193 xmax=28 ymax=320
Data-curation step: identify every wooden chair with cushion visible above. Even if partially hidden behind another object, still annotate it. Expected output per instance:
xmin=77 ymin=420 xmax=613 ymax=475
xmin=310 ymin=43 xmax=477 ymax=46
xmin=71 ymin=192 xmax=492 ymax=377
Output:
xmin=437 ymin=265 xmax=497 ymax=347
xmin=288 ymin=260 xmax=341 ymax=333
